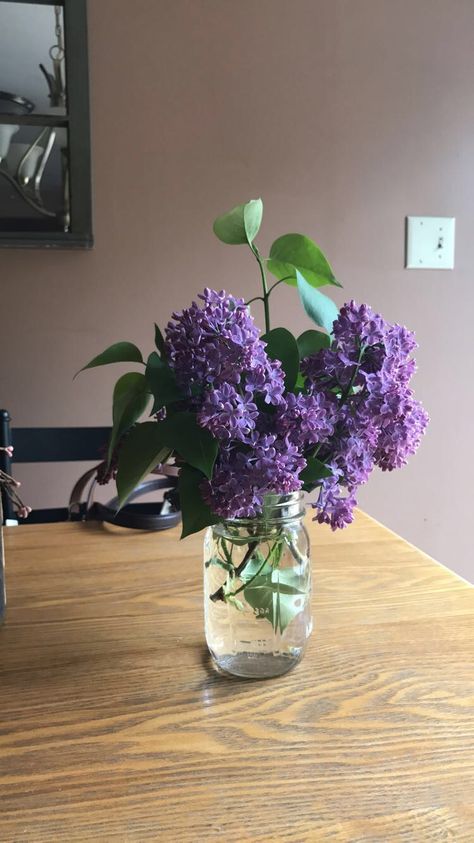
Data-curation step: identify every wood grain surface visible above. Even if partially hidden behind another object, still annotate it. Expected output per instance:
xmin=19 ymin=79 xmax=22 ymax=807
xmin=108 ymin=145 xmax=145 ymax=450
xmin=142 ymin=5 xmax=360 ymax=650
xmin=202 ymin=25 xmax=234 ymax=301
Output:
xmin=1 ymin=512 xmax=473 ymax=842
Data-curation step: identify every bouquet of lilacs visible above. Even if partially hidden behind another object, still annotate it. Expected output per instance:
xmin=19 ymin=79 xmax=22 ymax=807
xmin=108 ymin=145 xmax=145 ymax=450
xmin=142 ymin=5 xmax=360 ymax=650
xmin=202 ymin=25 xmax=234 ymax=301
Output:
xmin=80 ymin=199 xmax=428 ymax=540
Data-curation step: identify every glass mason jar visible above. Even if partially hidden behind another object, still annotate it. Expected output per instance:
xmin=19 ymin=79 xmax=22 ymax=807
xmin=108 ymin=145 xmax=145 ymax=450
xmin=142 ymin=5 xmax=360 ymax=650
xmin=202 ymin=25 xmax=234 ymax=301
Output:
xmin=203 ymin=491 xmax=312 ymax=679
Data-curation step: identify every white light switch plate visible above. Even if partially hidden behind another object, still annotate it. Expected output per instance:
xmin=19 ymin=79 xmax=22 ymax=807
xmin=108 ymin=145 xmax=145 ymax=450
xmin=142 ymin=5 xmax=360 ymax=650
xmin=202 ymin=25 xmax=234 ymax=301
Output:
xmin=405 ymin=216 xmax=455 ymax=269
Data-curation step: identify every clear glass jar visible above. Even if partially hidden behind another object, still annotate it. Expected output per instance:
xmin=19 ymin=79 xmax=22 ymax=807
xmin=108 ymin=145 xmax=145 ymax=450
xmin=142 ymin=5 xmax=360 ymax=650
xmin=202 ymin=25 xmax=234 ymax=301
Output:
xmin=203 ymin=491 xmax=312 ymax=679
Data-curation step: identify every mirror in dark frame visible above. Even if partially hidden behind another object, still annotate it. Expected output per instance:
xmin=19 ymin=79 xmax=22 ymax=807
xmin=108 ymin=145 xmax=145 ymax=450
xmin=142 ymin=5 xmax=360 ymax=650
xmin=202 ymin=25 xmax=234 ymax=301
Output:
xmin=0 ymin=0 xmax=92 ymax=248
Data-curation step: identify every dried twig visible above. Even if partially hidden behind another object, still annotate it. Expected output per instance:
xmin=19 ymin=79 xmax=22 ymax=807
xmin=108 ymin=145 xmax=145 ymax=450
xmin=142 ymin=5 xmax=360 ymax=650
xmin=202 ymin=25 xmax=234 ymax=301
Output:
xmin=0 ymin=447 xmax=32 ymax=520
xmin=0 ymin=449 xmax=31 ymax=608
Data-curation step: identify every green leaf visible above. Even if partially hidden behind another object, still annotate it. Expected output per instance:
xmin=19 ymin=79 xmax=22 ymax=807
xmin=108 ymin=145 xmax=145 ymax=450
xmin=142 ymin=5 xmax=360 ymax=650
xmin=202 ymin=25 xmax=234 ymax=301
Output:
xmin=178 ymin=465 xmax=217 ymax=538
xmin=145 ymin=352 xmax=183 ymax=413
xmin=116 ymin=422 xmax=170 ymax=507
xmin=243 ymin=568 xmax=307 ymax=634
xmin=156 ymin=411 xmax=218 ymax=479
xmin=243 ymin=199 xmax=263 ymax=245
xmin=274 ymin=573 xmax=308 ymax=635
xmin=205 ymin=557 xmax=234 ymax=573
xmin=297 ymin=329 xmax=331 ymax=359
xmin=300 ymin=456 xmax=332 ymax=492
xmin=296 ymin=269 xmax=339 ymax=335
xmin=154 ymin=324 xmax=166 ymax=358
xmin=262 ymin=327 xmax=299 ymax=390
xmin=76 ymin=342 xmax=143 ymax=377
xmin=213 ymin=198 xmax=263 ymax=246
xmin=267 ymin=233 xmax=341 ymax=288
xmin=239 ymin=551 xmax=272 ymax=582
xmin=108 ymin=373 xmax=150 ymax=463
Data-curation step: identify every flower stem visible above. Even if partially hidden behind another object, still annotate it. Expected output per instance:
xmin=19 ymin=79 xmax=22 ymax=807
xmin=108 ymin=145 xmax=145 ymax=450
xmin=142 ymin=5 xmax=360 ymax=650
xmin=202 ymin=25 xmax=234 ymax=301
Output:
xmin=267 ymin=276 xmax=293 ymax=295
xmin=251 ymin=245 xmax=271 ymax=333
xmin=225 ymin=543 xmax=272 ymax=599
xmin=210 ymin=539 xmax=258 ymax=602
xmin=219 ymin=537 xmax=234 ymax=569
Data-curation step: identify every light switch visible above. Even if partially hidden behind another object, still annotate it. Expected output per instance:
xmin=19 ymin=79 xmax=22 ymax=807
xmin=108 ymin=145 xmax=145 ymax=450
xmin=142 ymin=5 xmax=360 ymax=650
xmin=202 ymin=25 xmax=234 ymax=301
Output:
xmin=405 ymin=216 xmax=455 ymax=269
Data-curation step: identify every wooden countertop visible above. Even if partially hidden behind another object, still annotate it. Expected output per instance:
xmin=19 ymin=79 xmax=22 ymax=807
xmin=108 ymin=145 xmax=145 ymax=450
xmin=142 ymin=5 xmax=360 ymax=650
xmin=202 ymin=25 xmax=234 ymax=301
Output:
xmin=1 ymin=512 xmax=473 ymax=841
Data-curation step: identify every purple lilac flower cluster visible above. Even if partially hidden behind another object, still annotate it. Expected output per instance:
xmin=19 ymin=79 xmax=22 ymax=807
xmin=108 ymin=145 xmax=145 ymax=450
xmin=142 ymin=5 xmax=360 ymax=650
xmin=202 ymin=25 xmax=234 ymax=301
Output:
xmin=165 ymin=290 xmax=428 ymax=527
xmin=165 ymin=288 xmax=283 ymax=403
xmin=165 ymin=289 xmax=333 ymax=518
xmin=303 ymin=301 xmax=429 ymax=528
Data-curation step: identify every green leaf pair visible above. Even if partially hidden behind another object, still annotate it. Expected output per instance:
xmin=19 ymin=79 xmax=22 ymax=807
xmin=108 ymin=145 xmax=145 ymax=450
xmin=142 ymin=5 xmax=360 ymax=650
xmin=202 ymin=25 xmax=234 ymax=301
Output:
xmin=116 ymin=412 xmax=217 ymax=502
xmin=76 ymin=341 xmax=152 ymax=468
xmin=213 ymin=198 xmax=263 ymax=246
xmin=108 ymin=373 xmax=150 ymax=463
xmin=267 ymin=233 xmax=341 ymax=289
xmin=213 ymin=198 xmax=341 ymax=338
xmin=241 ymin=556 xmax=307 ymax=634
xmin=77 ymin=335 xmax=186 ymax=470
xmin=117 ymin=418 xmax=218 ymax=539
xmin=213 ymin=200 xmax=340 ymax=291
xmin=116 ymin=422 xmax=171 ymax=507
xmin=76 ymin=336 xmax=220 ymax=539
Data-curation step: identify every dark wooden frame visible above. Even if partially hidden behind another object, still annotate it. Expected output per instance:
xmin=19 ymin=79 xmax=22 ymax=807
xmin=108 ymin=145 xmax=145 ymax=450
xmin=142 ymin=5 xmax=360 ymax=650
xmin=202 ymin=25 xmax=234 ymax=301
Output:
xmin=0 ymin=0 xmax=93 ymax=248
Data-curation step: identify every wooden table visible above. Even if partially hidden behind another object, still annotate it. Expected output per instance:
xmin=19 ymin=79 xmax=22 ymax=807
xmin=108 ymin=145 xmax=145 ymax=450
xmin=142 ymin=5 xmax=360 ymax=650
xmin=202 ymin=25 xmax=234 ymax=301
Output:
xmin=1 ymin=513 xmax=473 ymax=842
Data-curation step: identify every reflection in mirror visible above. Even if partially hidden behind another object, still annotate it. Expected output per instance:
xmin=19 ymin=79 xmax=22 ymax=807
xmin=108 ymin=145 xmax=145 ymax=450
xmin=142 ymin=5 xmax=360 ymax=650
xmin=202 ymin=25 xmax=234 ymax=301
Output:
xmin=0 ymin=1 xmax=92 ymax=247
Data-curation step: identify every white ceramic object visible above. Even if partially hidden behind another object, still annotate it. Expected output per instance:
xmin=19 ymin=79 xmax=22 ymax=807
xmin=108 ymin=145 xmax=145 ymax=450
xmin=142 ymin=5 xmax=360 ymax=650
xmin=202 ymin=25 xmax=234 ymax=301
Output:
xmin=0 ymin=124 xmax=19 ymax=160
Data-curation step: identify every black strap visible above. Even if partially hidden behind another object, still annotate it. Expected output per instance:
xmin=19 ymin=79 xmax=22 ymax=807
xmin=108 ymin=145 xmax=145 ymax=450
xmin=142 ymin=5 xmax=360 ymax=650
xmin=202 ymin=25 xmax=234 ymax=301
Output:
xmin=90 ymin=478 xmax=180 ymax=530
xmin=69 ymin=467 xmax=181 ymax=531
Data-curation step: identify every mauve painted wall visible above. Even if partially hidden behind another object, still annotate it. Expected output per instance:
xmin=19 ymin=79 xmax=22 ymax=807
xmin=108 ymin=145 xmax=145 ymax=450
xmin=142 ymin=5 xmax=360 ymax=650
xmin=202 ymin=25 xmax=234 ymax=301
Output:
xmin=2 ymin=0 xmax=473 ymax=580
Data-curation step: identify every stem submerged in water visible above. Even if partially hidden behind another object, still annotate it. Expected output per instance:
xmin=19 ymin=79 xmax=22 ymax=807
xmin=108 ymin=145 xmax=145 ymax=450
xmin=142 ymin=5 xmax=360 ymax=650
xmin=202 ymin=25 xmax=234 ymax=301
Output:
xmin=210 ymin=539 xmax=258 ymax=602
xmin=224 ymin=543 xmax=273 ymax=599
xmin=209 ymin=531 xmax=286 ymax=604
